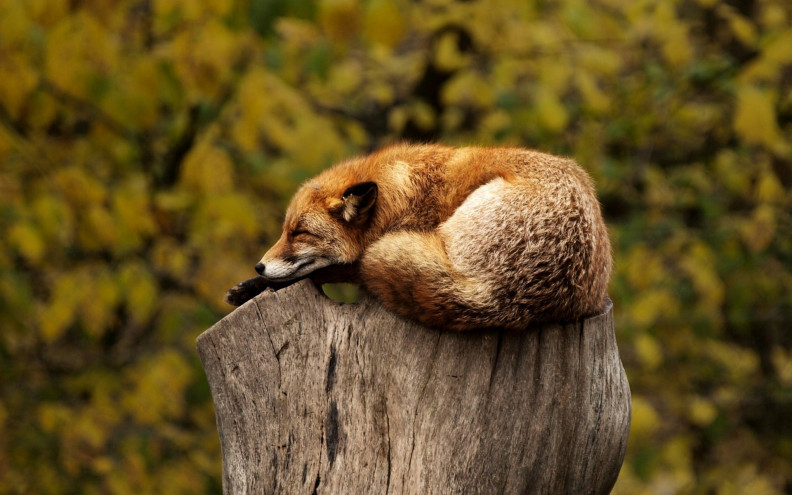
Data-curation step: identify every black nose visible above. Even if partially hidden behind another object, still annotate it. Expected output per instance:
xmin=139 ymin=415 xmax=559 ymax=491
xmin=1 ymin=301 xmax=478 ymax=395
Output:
xmin=255 ymin=262 xmax=265 ymax=275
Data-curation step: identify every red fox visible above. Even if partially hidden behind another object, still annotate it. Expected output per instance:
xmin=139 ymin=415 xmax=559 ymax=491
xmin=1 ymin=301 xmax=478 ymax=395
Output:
xmin=226 ymin=143 xmax=611 ymax=331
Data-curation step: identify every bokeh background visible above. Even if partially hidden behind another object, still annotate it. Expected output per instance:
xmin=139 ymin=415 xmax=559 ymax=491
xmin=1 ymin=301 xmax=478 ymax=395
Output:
xmin=1 ymin=0 xmax=791 ymax=493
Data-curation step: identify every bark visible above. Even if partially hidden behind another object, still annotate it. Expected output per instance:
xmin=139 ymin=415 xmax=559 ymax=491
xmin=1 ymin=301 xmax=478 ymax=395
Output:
xmin=196 ymin=280 xmax=631 ymax=494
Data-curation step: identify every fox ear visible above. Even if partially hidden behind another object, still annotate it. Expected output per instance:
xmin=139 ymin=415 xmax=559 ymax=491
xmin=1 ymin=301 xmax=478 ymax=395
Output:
xmin=340 ymin=181 xmax=378 ymax=223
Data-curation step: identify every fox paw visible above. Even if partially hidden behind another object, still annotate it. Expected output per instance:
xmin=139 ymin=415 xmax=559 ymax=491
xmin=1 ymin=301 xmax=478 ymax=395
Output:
xmin=225 ymin=276 xmax=270 ymax=306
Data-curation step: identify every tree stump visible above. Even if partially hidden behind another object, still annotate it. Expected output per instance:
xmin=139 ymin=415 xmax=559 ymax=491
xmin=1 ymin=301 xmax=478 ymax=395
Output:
xmin=196 ymin=280 xmax=631 ymax=494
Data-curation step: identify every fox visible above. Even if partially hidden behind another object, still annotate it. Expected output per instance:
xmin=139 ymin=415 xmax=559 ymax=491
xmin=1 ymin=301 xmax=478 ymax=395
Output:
xmin=226 ymin=143 xmax=612 ymax=331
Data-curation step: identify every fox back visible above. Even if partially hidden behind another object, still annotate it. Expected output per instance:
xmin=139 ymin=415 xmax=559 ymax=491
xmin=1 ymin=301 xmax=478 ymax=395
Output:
xmin=232 ymin=143 xmax=611 ymax=331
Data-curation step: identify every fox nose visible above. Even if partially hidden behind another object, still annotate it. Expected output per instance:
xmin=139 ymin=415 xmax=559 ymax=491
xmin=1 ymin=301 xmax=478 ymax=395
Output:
xmin=255 ymin=262 xmax=265 ymax=275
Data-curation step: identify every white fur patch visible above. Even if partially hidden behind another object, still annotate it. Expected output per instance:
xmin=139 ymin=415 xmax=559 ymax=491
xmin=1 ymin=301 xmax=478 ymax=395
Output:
xmin=440 ymin=178 xmax=511 ymax=271
xmin=390 ymin=160 xmax=412 ymax=189
xmin=258 ymin=255 xmax=332 ymax=281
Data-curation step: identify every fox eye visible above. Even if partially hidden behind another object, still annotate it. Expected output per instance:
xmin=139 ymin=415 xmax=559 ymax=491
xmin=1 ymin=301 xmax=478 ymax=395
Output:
xmin=292 ymin=230 xmax=314 ymax=239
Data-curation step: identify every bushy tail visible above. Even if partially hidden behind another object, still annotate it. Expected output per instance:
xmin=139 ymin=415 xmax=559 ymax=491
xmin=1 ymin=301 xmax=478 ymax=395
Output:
xmin=360 ymin=231 xmax=501 ymax=331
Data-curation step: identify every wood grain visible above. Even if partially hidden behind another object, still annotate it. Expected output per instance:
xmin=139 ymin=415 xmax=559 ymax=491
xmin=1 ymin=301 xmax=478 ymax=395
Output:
xmin=197 ymin=280 xmax=631 ymax=494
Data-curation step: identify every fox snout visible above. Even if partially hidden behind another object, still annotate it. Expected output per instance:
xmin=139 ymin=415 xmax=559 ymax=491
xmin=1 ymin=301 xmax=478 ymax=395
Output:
xmin=254 ymin=260 xmax=308 ymax=279
xmin=255 ymin=258 xmax=305 ymax=281
xmin=255 ymin=254 xmax=329 ymax=282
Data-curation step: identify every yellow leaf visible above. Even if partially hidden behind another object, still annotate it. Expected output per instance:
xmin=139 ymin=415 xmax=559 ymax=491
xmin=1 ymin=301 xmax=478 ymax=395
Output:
xmin=79 ymin=268 xmax=120 ymax=339
xmin=368 ymin=81 xmax=396 ymax=105
xmin=740 ymin=204 xmax=776 ymax=253
xmin=535 ymin=87 xmax=569 ymax=132
xmin=644 ymin=166 xmax=674 ymax=210
xmin=763 ymin=29 xmax=792 ymax=66
xmin=659 ymin=437 xmax=695 ymax=490
xmin=37 ymin=403 xmax=71 ymax=433
xmin=290 ymin=116 xmax=346 ymax=171
xmin=319 ymin=0 xmax=361 ymax=44
xmin=0 ymin=53 xmax=38 ymax=119
xmin=662 ymin=25 xmax=693 ymax=66
xmin=54 ymin=167 xmax=107 ymax=207
xmin=688 ymin=396 xmax=717 ymax=427
xmin=718 ymin=4 xmax=758 ymax=47
xmin=275 ymin=17 xmax=322 ymax=46
xmin=364 ymin=0 xmax=405 ymax=48
xmin=39 ymin=272 xmax=81 ymax=343
xmin=409 ymin=100 xmax=436 ymax=132
xmin=0 ymin=1 xmax=30 ymax=45
xmin=90 ymin=456 xmax=114 ymax=476
xmin=33 ymin=196 xmax=74 ymax=246
xmin=230 ymin=118 xmax=259 ymax=152
xmin=388 ymin=106 xmax=409 ymax=133
xmin=480 ymin=110 xmax=512 ymax=137
xmin=539 ymin=63 xmax=572 ymax=93
xmin=342 ymin=120 xmax=369 ymax=147
xmin=576 ymin=71 xmax=611 ymax=114
xmin=705 ymin=340 xmax=760 ymax=382
xmin=654 ymin=3 xmax=692 ymax=66
xmin=154 ymin=0 xmax=233 ymax=21
xmin=24 ymin=0 xmax=68 ymax=27
xmin=739 ymin=30 xmax=792 ymax=86
xmin=755 ymin=169 xmax=785 ymax=203
xmin=151 ymin=238 xmax=190 ymax=279
xmin=121 ymin=264 xmax=158 ymax=325
xmin=771 ymin=346 xmax=792 ymax=386
xmin=715 ymin=150 xmax=750 ymax=194
xmin=760 ymin=4 xmax=788 ymax=30
xmin=0 ymin=127 xmax=13 ymax=158
xmin=434 ymin=31 xmax=468 ymax=72
xmin=326 ymin=59 xmax=363 ymax=95
xmin=193 ymin=252 xmax=249 ymax=310
xmin=678 ymin=241 xmax=725 ymax=314
xmin=72 ymin=409 xmax=108 ymax=449
xmin=578 ymin=45 xmax=623 ymax=76
xmin=630 ymin=289 xmax=679 ymax=328
xmin=78 ymin=205 xmax=118 ymax=251
xmin=630 ymin=396 xmax=660 ymax=442
xmin=192 ymin=193 xmax=260 ymax=244
xmin=634 ymin=333 xmax=663 ymax=370
xmin=733 ymin=85 xmax=783 ymax=150
xmin=45 ymin=11 xmax=120 ymax=98
xmin=441 ymin=71 xmax=494 ymax=108
xmin=180 ymin=142 xmax=234 ymax=194
xmin=113 ymin=176 xmax=156 ymax=253
xmin=123 ymin=350 xmax=192 ymax=424
xmin=623 ymin=244 xmax=665 ymax=289
xmin=170 ymin=20 xmax=243 ymax=101
xmin=8 ymin=223 xmax=45 ymax=264
xmin=105 ymin=58 xmax=162 ymax=129
xmin=24 ymin=90 xmax=58 ymax=131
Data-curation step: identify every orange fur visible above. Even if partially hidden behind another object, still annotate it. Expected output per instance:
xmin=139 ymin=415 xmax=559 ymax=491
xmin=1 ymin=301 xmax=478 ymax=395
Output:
xmin=231 ymin=143 xmax=612 ymax=331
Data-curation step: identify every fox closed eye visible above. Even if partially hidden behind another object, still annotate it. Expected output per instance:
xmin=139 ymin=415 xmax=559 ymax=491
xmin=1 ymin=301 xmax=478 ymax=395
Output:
xmin=292 ymin=230 xmax=316 ymax=239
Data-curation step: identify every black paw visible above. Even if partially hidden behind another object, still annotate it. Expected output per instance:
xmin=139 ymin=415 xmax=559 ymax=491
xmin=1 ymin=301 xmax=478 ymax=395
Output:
xmin=225 ymin=276 xmax=270 ymax=306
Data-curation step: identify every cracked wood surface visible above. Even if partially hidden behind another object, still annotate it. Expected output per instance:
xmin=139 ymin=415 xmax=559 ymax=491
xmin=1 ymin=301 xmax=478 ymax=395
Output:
xmin=196 ymin=280 xmax=631 ymax=494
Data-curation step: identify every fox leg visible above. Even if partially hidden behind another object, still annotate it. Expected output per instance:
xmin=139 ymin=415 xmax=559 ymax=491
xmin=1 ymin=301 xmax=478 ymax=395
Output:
xmin=226 ymin=264 xmax=360 ymax=307
xmin=225 ymin=276 xmax=295 ymax=306
xmin=359 ymin=231 xmax=499 ymax=331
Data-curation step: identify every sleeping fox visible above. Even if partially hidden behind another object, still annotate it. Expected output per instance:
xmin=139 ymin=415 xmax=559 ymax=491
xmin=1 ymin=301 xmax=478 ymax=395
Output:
xmin=226 ymin=143 xmax=611 ymax=331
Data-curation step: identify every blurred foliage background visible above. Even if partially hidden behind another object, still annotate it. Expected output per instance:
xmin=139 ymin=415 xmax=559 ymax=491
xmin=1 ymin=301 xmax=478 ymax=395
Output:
xmin=1 ymin=0 xmax=791 ymax=492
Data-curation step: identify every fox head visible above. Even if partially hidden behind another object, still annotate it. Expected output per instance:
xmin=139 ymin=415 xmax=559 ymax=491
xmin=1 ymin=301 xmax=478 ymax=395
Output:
xmin=255 ymin=180 xmax=378 ymax=281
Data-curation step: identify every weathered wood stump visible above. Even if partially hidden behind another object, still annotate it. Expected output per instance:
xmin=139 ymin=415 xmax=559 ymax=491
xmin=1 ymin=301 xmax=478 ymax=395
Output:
xmin=197 ymin=280 xmax=630 ymax=494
